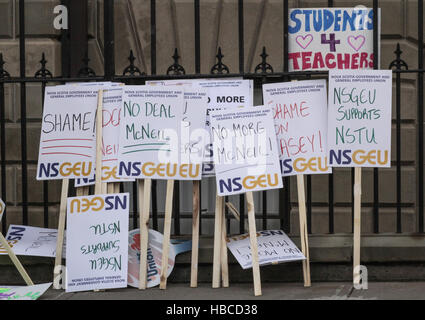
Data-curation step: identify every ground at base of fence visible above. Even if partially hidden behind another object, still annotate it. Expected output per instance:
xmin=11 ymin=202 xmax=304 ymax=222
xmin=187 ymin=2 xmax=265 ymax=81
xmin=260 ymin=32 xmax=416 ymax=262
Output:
xmin=40 ymin=282 xmax=425 ymax=300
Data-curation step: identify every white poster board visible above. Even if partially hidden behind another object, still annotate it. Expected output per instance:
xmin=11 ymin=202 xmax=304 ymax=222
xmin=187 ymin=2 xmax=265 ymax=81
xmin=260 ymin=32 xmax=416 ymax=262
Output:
xmin=288 ymin=8 xmax=380 ymax=71
xmin=210 ymin=106 xmax=282 ymax=196
xmin=117 ymin=86 xmax=202 ymax=180
xmin=127 ymin=229 xmax=192 ymax=288
xmin=0 ymin=225 xmax=65 ymax=258
xmin=0 ymin=283 xmax=51 ymax=300
xmin=227 ymin=230 xmax=305 ymax=269
xmin=263 ymin=79 xmax=331 ymax=176
xmin=65 ymin=193 xmax=129 ymax=292
xmin=36 ymin=87 xmax=98 ymax=180
xmin=327 ymin=70 xmax=392 ymax=167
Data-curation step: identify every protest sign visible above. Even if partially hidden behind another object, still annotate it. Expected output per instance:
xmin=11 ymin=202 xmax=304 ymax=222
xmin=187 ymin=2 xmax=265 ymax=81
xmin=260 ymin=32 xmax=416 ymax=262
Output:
xmin=0 ymin=283 xmax=51 ymax=300
xmin=0 ymin=198 xmax=4 ymax=222
xmin=127 ymin=229 xmax=191 ymax=289
xmin=210 ymin=106 xmax=282 ymax=196
xmin=36 ymin=86 xmax=98 ymax=180
xmin=65 ymin=193 xmax=129 ymax=292
xmin=327 ymin=70 xmax=392 ymax=168
xmin=0 ymin=225 xmax=65 ymax=258
xmin=117 ymin=86 xmax=201 ymax=180
xmin=227 ymin=230 xmax=305 ymax=269
xmin=74 ymin=87 xmax=134 ymax=187
xmin=262 ymin=79 xmax=330 ymax=176
xmin=288 ymin=8 xmax=380 ymax=71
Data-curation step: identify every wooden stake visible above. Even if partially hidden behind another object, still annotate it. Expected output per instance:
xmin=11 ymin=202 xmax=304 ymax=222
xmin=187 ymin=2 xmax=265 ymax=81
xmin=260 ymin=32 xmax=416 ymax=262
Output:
xmin=139 ymin=179 xmax=151 ymax=289
xmin=107 ymin=183 xmax=114 ymax=194
xmin=159 ymin=180 xmax=175 ymax=290
xmin=114 ymin=182 xmax=120 ymax=194
xmin=190 ymin=180 xmax=200 ymax=288
xmin=353 ymin=167 xmax=362 ymax=285
xmin=94 ymin=89 xmax=103 ymax=195
xmin=246 ymin=191 xmax=262 ymax=296
xmin=76 ymin=186 xmax=89 ymax=197
xmin=212 ymin=194 xmax=223 ymax=288
xmin=296 ymin=174 xmax=311 ymax=287
xmin=0 ymin=232 xmax=33 ymax=286
xmin=53 ymin=178 xmax=69 ymax=289
xmin=221 ymin=198 xmax=229 ymax=288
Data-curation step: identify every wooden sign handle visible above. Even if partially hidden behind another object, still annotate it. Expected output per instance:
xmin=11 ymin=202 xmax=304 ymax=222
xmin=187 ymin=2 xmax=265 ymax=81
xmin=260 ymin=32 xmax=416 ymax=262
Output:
xmin=53 ymin=178 xmax=69 ymax=289
xmin=212 ymin=194 xmax=223 ymax=288
xmin=353 ymin=167 xmax=362 ymax=285
xmin=190 ymin=180 xmax=200 ymax=288
xmin=94 ymin=89 xmax=104 ymax=195
xmin=296 ymin=174 xmax=311 ymax=287
xmin=76 ymin=186 xmax=89 ymax=197
xmin=0 ymin=232 xmax=34 ymax=286
xmin=159 ymin=180 xmax=175 ymax=290
xmin=221 ymin=198 xmax=229 ymax=288
xmin=138 ymin=179 xmax=151 ymax=289
xmin=246 ymin=191 xmax=262 ymax=296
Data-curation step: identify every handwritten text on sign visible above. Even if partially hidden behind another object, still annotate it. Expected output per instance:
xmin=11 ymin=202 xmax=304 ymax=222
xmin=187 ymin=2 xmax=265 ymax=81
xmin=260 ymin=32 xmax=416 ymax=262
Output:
xmin=66 ymin=193 xmax=129 ymax=292
xmin=327 ymin=70 xmax=392 ymax=168
xmin=36 ymin=87 xmax=98 ymax=180
xmin=288 ymin=8 xmax=379 ymax=71
xmin=210 ymin=106 xmax=282 ymax=196
xmin=263 ymin=79 xmax=331 ymax=176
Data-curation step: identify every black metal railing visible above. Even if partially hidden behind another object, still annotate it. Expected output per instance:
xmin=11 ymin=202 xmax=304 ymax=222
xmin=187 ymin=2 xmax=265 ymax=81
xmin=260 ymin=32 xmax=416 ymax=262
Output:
xmin=0 ymin=0 xmax=424 ymax=237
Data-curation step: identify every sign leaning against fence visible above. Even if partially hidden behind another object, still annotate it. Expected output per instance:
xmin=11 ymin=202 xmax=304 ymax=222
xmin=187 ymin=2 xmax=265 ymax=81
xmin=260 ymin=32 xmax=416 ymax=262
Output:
xmin=288 ymin=7 xmax=381 ymax=71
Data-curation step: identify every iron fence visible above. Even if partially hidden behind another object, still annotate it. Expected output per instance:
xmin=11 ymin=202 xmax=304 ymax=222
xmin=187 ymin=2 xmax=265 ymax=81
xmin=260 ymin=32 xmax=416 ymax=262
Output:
xmin=0 ymin=0 xmax=424 ymax=237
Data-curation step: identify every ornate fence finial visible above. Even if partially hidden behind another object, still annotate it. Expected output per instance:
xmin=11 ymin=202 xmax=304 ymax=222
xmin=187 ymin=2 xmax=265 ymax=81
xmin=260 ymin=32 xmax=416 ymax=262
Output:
xmin=123 ymin=49 xmax=144 ymax=76
xmin=389 ymin=43 xmax=408 ymax=70
xmin=167 ymin=48 xmax=185 ymax=75
xmin=77 ymin=52 xmax=96 ymax=77
xmin=34 ymin=53 xmax=53 ymax=78
xmin=0 ymin=53 xmax=10 ymax=79
xmin=211 ymin=47 xmax=229 ymax=74
xmin=254 ymin=47 xmax=273 ymax=74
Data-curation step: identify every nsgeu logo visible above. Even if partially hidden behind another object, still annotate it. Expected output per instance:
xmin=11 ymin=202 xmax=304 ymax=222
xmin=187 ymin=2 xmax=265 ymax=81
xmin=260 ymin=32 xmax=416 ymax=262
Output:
xmin=70 ymin=195 xmax=127 ymax=213
xmin=38 ymin=162 xmax=93 ymax=178
xmin=330 ymin=149 xmax=389 ymax=166
xmin=281 ymin=157 xmax=329 ymax=174
xmin=219 ymin=173 xmax=280 ymax=193
xmin=119 ymin=161 xmax=200 ymax=178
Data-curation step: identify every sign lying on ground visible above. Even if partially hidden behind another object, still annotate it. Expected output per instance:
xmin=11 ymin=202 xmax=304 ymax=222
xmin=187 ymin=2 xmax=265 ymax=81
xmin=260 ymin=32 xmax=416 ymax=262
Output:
xmin=226 ymin=230 xmax=305 ymax=269
xmin=66 ymin=193 xmax=129 ymax=292
xmin=210 ymin=106 xmax=282 ymax=196
xmin=327 ymin=69 xmax=392 ymax=167
xmin=288 ymin=7 xmax=380 ymax=71
xmin=127 ymin=229 xmax=191 ymax=289
xmin=0 ymin=283 xmax=52 ymax=300
xmin=263 ymin=79 xmax=331 ymax=176
xmin=0 ymin=225 xmax=65 ymax=258
xmin=36 ymin=87 xmax=99 ymax=180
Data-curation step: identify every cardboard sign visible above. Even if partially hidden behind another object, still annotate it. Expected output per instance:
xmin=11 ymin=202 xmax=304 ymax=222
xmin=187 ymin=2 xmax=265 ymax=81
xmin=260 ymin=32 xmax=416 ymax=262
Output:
xmin=36 ymin=86 xmax=99 ymax=180
xmin=117 ymin=86 xmax=202 ymax=180
xmin=0 ymin=225 xmax=65 ymax=258
xmin=288 ymin=8 xmax=380 ymax=71
xmin=0 ymin=283 xmax=51 ymax=300
xmin=262 ymin=79 xmax=331 ymax=176
xmin=127 ymin=229 xmax=191 ymax=289
xmin=226 ymin=230 xmax=305 ymax=269
xmin=210 ymin=106 xmax=282 ymax=196
xmin=65 ymin=193 xmax=129 ymax=292
xmin=0 ymin=198 xmax=5 ymax=222
xmin=75 ymin=87 xmax=134 ymax=187
xmin=327 ymin=70 xmax=392 ymax=167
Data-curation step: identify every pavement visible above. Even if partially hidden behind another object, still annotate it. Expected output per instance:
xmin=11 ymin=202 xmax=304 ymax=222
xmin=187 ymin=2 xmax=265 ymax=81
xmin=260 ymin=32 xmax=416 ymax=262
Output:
xmin=40 ymin=282 xmax=425 ymax=300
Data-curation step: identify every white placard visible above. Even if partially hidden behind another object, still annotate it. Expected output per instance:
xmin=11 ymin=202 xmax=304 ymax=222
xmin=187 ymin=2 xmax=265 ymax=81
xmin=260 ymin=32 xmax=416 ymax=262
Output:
xmin=0 ymin=283 xmax=52 ymax=300
xmin=227 ymin=230 xmax=305 ymax=269
xmin=0 ymin=225 xmax=65 ymax=258
xmin=210 ymin=106 xmax=282 ymax=196
xmin=66 ymin=193 xmax=129 ymax=292
xmin=36 ymin=86 xmax=98 ymax=180
xmin=327 ymin=70 xmax=392 ymax=167
xmin=288 ymin=8 xmax=380 ymax=71
xmin=117 ymin=86 xmax=202 ymax=180
xmin=263 ymin=79 xmax=331 ymax=176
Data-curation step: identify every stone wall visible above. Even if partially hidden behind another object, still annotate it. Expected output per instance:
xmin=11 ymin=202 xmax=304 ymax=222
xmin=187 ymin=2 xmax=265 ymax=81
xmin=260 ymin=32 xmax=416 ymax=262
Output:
xmin=0 ymin=0 xmax=424 ymax=236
